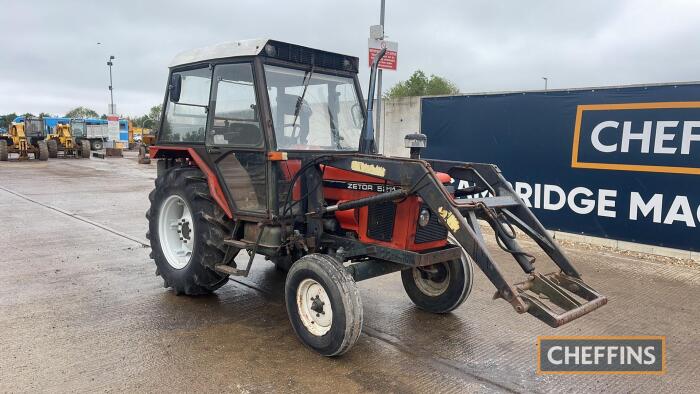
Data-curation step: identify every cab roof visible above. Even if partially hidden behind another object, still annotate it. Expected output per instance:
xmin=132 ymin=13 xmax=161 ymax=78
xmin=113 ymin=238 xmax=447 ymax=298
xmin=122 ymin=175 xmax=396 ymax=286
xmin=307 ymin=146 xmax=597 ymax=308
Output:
xmin=169 ymin=38 xmax=269 ymax=67
xmin=169 ymin=39 xmax=359 ymax=73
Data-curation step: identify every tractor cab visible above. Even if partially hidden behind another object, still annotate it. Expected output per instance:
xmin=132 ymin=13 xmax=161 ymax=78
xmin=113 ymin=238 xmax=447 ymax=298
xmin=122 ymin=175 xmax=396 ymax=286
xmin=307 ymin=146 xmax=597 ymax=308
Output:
xmin=70 ymin=119 xmax=87 ymax=139
xmin=148 ymin=39 xmax=607 ymax=356
xmin=22 ymin=117 xmax=47 ymax=144
xmin=154 ymin=39 xmax=367 ymax=219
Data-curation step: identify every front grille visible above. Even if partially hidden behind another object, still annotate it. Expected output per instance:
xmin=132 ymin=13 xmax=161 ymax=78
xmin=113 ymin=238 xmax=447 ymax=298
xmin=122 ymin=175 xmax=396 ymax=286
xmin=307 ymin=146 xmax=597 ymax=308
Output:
xmin=366 ymin=202 xmax=396 ymax=242
xmin=415 ymin=205 xmax=448 ymax=243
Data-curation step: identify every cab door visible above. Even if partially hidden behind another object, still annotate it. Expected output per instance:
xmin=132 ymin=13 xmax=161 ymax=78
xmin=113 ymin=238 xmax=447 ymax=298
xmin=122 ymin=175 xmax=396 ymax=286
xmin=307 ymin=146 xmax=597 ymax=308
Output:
xmin=205 ymin=62 xmax=268 ymax=216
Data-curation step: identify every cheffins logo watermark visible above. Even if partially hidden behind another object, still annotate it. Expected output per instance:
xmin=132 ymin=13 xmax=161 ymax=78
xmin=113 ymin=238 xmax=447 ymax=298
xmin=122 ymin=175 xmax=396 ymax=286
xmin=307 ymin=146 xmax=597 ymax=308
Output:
xmin=537 ymin=336 xmax=666 ymax=375
xmin=572 ymin=102 xmax=700 ymax=175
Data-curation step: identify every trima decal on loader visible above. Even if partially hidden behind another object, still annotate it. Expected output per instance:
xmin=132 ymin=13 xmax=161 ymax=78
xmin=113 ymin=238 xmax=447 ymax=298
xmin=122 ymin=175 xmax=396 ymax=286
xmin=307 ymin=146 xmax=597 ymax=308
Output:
xmin=146 ymin=39 xmax=607 ymax=356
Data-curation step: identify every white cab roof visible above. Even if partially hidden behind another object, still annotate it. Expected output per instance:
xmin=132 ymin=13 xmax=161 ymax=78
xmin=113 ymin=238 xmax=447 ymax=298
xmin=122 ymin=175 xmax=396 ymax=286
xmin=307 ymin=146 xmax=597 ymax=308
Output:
xmin=169 ymin=38 xmax=269 ymax=67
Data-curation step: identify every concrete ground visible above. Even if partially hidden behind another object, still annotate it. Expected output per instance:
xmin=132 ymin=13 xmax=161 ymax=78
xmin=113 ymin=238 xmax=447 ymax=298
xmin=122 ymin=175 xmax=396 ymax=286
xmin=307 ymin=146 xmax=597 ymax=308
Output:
xmin=0 ymin=153 xmax=698 ymax=393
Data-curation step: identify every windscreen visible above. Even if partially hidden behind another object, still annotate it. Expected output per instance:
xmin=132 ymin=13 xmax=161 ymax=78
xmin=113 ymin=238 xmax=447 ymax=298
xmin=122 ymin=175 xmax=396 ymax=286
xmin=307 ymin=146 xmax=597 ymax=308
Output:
xmin=24 ymin=119 xmax=44 ymax=137
xmin=264 ymin=65 xmax=363 ymax=151
xmin=71 ymin=121 xmax=86 ymax=137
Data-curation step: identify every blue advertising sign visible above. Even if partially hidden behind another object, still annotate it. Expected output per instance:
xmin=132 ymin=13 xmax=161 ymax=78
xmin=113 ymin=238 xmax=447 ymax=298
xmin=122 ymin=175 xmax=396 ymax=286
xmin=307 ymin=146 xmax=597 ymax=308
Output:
xmin=421 ymin=84 xmax=700 ymax=251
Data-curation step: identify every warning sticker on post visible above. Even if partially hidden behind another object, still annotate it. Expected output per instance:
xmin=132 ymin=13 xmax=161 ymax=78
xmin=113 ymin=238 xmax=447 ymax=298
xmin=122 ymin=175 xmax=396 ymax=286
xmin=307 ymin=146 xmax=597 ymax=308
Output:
xmin=368 ymin=39 xmax=398 ymax=70
xmin=107 ymin=115 xmax=120 ymax=142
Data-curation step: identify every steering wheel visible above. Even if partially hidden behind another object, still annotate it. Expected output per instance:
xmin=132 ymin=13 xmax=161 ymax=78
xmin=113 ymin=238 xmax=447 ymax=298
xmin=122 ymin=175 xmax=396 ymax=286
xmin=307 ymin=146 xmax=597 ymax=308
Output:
xmin=284 ymin=100 xmax=313 ymax=145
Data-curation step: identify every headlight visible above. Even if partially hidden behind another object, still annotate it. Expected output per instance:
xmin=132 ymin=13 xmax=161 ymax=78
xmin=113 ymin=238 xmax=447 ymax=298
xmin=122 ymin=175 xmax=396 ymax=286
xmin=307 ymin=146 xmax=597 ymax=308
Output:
xmin=418 ymin=208 xmax=431 ymax=227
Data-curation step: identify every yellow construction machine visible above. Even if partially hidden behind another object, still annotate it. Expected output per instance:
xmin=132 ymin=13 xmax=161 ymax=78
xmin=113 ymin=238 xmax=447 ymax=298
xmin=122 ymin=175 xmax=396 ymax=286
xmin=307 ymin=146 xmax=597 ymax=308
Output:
xmin=137 ymin=128 xmax=156 ymax=164
xmin=0 ymin=117 xmax=49 ymax=161
xmin=45 ymin=120 xmax=90 ymax=159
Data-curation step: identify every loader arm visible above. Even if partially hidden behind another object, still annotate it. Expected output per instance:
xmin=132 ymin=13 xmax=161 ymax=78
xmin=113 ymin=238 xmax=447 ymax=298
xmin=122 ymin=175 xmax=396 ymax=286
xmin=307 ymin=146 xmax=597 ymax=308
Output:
xmin=321 ymin=154 xmax=607 ymax=327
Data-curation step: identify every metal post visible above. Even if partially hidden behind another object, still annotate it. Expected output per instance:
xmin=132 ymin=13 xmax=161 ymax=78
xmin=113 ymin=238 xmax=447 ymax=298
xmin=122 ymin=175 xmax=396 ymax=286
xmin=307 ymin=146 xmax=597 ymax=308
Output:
xmin=376 ymin=0 xmax=385 ymax=153
xmin=108 ymin=55 xmax=115 ymax=114
xmin=542 ymin=77 xmax=548 ymax=91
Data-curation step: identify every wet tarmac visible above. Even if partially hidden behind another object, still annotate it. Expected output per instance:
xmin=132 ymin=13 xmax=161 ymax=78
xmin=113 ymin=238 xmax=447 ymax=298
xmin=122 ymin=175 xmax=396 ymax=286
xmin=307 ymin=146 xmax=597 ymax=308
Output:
xmin=0 ymin=153 xmax=698 ymax=393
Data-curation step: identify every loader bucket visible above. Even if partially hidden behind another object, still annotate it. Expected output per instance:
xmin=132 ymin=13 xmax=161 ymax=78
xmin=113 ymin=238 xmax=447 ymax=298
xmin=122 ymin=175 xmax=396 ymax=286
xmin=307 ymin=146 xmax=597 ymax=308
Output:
xmin=507 ymin=272 xmax=607 ymax=327
xmin=424 ymin=159 xmax=607 ymax=327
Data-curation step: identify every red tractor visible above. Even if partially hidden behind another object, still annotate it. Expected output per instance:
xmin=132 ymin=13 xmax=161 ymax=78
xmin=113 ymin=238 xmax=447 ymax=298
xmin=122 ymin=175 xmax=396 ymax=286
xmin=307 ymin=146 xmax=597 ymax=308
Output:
xmin=147 ymin=39 xmax=606 ymax=356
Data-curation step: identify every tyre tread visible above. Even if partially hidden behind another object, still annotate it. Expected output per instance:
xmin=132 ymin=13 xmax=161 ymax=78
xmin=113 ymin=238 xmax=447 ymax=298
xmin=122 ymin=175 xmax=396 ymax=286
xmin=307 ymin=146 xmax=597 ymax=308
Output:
xmin=286 ymin=254 xmax=363 ymax=356
xmin=0 ymin=140 xmax=8 ymax=161
xmin=146 ymin=165 xmax=236 ymax=295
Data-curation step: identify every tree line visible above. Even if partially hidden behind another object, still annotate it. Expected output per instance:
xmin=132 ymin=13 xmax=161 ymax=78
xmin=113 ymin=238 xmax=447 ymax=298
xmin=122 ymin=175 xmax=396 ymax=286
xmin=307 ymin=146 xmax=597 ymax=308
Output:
xmin=0 ymin=105 xmax=162 ymax=131
xmin=384 ymin=70 xmax=459 ymax=99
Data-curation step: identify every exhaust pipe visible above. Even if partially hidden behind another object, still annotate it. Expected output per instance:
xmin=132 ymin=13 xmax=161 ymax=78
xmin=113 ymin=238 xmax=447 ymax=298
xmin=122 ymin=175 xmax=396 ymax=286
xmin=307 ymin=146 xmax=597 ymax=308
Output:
xmin=360 ymin=48 xmax=387 ymax=154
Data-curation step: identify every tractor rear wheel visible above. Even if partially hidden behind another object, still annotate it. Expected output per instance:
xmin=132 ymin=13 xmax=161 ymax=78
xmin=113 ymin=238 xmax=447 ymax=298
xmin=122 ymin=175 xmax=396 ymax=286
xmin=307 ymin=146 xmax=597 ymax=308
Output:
xmin=0 ymin=140 xmax=7 ymax=161
xmin=47 ymin=139 xmax=58 ymax=158
xmin=36 ymin=141 xmax=49 ymax=161
xmin=81 ymin=141 xmax=91 ymax=158
xmin=146 ymin=166 xmax=233 ymax=295
xmin=285 ymin=253 xmax=363 ymax=356
xmin=401 ymin=238 xmax=473 ymax=313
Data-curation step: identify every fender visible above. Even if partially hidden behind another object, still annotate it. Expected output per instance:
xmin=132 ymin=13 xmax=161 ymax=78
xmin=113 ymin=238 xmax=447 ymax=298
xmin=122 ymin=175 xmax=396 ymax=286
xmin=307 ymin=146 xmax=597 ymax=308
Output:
xmin=150 ymin=146 xmax=233 ymax=218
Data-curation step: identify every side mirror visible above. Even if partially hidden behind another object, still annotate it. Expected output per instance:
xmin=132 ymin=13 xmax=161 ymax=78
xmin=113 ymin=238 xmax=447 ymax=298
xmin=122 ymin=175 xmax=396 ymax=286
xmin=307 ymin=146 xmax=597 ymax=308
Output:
xmin=169 ymin=74 xmax=182 ymax=103
xmin=351 ymin=104 xmax=363 ymax=128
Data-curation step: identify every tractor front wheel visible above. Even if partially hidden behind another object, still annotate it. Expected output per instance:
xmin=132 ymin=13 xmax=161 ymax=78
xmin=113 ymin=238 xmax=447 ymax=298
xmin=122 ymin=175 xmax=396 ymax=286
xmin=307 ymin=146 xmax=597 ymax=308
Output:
xmin=401 ymin=239 xmax=473 ymax=313
xmin=36 ymin=141 xmax=49 ymax=161
xmin=91 ymin=140 xmax=103 ymax=151
xmin=0 ymin=140 xmax=7 ymax=161
xmin=146 ymin=166 xmax=232 ymax=295
xmin=47 ymin=139 xmax=58 ymax=158
xmin=285 ymin=253 xmax=363 ymax=356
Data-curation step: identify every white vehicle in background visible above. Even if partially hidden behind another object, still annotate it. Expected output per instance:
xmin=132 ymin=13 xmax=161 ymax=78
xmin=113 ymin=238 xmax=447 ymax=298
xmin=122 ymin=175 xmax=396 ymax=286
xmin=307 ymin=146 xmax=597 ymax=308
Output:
xmin=83 ymin=121 xmax=108 ymax=150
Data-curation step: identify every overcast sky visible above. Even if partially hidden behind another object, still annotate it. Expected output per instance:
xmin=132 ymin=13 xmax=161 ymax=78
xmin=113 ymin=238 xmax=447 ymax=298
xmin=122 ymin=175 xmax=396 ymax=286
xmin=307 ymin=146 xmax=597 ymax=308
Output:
xmin=2 ymin=0 xmax=699 ymax=117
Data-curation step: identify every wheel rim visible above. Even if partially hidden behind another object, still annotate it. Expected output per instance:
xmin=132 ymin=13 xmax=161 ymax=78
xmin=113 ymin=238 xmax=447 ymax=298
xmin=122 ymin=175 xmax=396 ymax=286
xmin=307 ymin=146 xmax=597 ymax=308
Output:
xmin=412 ymin=263 xmax=451 ymax=297
xmin=296 ymin=278 xmax=333 ymax=336
xmin=158 ymin=194 xmax=194 ymax=269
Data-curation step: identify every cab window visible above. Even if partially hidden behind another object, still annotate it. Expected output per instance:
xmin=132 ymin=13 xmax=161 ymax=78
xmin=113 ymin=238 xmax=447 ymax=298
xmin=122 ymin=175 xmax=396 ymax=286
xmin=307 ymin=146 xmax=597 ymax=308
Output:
xmin=160 ymin=67 xmax=211 ymax=143
xmin=71 ymin=121 xmax=86 ymax=137
xmin=207 ymin=63 xmax=263 ymax=147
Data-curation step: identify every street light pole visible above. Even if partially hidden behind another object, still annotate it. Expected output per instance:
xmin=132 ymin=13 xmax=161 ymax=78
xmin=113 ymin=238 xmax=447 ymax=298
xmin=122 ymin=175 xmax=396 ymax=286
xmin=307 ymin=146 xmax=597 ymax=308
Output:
xmin=107 ymin=55 xmax=115 ymax=114
xmin=376 ymin=0 xmax=385 ymax=152
xmin=542 ymin=77 xmax=548 ymax=91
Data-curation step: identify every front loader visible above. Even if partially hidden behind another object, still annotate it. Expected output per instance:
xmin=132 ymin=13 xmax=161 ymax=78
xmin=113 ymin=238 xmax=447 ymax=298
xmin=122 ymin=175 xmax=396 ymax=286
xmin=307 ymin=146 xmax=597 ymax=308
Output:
xmin=0 ymin=117 xmax=49 ymax=161
xmin=146 ymin=39 xmax=607 ymax=356
xmin=45 ymin=120 xmax=91 ymax=159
